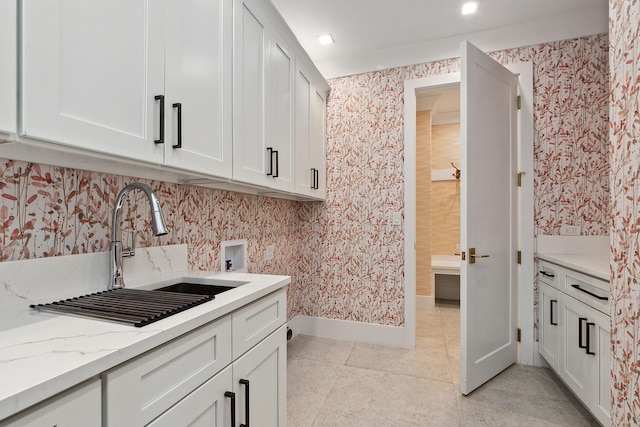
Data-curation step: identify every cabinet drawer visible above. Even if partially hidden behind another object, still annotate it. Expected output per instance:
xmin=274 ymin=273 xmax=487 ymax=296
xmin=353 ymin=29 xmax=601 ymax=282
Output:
xmin=0 ymin=378 xmax=100 ymax=427
xmin=232 ymin=289 xmax=286 ymax=359
xmin=563 ymin=269 xmax=609 ymax=315
xmin=538 ymin=259 xmax=559 ymax=288
xmin=103 ymin=314 xmax=232 ymax=426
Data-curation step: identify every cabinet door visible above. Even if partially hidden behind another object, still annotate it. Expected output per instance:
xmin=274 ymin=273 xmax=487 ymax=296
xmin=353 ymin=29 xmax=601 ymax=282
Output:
xmin=264 ymin=30 xmax=294 ymax=192
xmin=233 ymin=325 xmax=287 ymax=427
xmin=0 ymin=379 xmax=100 ymax=427
xmin=21 ymin=0 xmax=165 ymax=163
xmin=309 ymin=86 xmax=327 ymax=197
xmin=148 ymin=365 xmax=234 ymax=427
xmin=232 ymin=0 xmax=270 ymax=187
xmin=294 ymin=63 xmax=312 ymax=195
xmin=0 ymin=0 xmax=16 ymax=136
xmin=558 ymin=293 xmax=594 ymax=404
xmin=539 ymin=282 xmax=559 ymax=370
xmin=592 ymin=309 xmax=611 ymax=426
xmin=164 ymin=0 xmax=232 ymax=178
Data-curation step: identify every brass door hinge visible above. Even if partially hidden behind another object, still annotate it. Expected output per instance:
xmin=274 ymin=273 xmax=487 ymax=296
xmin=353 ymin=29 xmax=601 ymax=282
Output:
xmin=516 ymin=95 xmax=521 ymax=110
xmin=516 ymin=172 xmax=524 ymax=187
xmin=517 ymin=251 xmax=521 ymax=264
xmin=517 ymin=328 xmax=521 ymax=342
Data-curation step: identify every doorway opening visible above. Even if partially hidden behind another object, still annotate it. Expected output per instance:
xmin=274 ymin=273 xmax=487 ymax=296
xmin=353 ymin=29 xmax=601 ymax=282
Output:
xmin=403 ymin=62 xmax=535 ymax=368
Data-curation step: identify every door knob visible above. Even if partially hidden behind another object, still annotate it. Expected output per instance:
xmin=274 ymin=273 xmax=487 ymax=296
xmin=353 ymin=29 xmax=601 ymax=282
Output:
xmin=468 ymin=247 xmax=490 ymax=264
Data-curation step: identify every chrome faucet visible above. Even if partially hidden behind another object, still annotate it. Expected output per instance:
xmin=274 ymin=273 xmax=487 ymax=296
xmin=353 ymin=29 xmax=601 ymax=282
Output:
xmin=109 ymin=183 xmax=168 ymax=290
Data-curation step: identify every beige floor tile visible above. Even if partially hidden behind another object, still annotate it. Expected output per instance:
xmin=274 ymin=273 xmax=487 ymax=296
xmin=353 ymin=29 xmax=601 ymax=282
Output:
xmin=287 ymin=357 xmax=340 ymax=427
xmin=287 ymin=334 xmax=355 ymax=365
xmin=346 ymin=337 xmax=452 ymax=383
xmin=313 ymin=365 xmax=460 ymax=427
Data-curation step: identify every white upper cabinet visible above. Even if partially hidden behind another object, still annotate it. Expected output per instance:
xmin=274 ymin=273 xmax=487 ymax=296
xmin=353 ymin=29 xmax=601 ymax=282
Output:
xmin=295 ymin=60 xmax=328 ymax=198
xmin=233 ymin=0 xmax=296 ymax=192
xmin=0 ymin=0 xmax=16 ymax=136
xmin=163 ymin=0 xmax=232 ymax=177
xmin=21 ymin=0 xmax=166 ymax=163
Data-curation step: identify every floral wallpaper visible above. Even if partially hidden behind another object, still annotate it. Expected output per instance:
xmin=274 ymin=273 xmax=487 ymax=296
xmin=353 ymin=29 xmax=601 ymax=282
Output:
xmin=609 ymin=0 xmax=640 ymax=425
xmin=297 ymin=34 xmax=610 ymax=327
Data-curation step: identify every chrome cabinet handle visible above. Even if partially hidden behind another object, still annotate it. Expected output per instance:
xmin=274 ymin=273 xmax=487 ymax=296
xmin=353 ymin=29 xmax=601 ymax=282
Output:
xmin=225 ymin=391 xmax=236 ymax=427
xmin=468 ymin=248 xmax=490 ymax=264
xmin=154 ymin=95 xmax=165 ymax=144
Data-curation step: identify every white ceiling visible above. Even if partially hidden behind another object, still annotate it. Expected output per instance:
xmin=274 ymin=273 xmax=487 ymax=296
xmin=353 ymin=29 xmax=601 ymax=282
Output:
xmin=269 ymin=0 xmax=608 ymax=79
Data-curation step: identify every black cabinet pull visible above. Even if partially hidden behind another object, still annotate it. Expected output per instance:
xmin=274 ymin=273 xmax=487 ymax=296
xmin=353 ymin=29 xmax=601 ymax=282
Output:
xmin=240 ymin=379 xmax=250 ymax=427
xmin=585 ymin=322 xmax=596 ymax=355
xmin=225 ymin=391 xmax=236 ymax=427
xmin=266 ymin=147 xmax=273 ymax=176
xmin=578 ymin=317 xmax=587 ymax=349
xmin=311 ymin=168 xmax=316 ymax=189
xmin=272 ymin=150 xmax=279 ymax=178
xmin=314 ymin=168 xmax=319 ymax=189
xmin=571 ymin=284 xmax=608 ymax=301
xmin=550 ymin=299 xmax=557 ymax=325
xmin=154 ymin=95 xmax=165 ymax=144
xmin=172 ymin=102 xmax=182 ymax=149
xmin=540 ymin=270 xmax=555 ymax=278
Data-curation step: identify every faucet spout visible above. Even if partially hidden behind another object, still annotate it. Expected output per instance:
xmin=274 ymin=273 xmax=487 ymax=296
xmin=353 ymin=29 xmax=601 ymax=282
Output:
xmin=109 ymin=183 xmax=168 ymax=290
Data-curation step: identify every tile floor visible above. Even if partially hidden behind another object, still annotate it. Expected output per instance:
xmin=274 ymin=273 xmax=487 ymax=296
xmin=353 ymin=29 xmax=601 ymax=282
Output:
xmin=287 ymin=301 xmax=599 ymax=427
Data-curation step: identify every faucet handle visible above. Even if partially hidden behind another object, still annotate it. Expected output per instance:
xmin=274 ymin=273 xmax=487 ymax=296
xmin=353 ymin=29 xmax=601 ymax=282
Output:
xmin=123 ymin=232 xmax=136 ymax=258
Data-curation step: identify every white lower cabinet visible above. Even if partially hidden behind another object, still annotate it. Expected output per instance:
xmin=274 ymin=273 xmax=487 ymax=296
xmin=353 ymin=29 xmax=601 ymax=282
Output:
xmin=233 ymin=325 xmax=287 ymax=427
xmin=539 ymin=281 xmax=559 ymax=371
xmin=0 ymin=379 xmax=101 ymax=427
xmin=104 ymin=288 xmax=287 ymax=427
xmin=538 ymin=260 xmax=610 ymax=426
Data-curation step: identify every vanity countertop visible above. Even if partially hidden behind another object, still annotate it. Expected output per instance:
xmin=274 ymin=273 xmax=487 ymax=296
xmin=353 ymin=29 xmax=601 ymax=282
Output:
xmin=0 ymin=246 xmax=289 ymax=421
xmin=536 ymin=253 xmax=609 ymax=281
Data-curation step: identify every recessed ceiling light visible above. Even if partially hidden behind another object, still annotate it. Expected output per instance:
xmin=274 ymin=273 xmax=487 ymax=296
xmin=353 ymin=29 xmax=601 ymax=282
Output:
xmin=461 ymin=2 xmax=478 ymax=15
xmin=318 ymin=34 xmax=335 ymax=46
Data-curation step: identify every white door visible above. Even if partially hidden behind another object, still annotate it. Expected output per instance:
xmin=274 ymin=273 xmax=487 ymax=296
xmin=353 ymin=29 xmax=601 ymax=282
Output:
xmin=0 ymin=0 xmax=16 ymax=136
xmin=460 ymin=41 xmax=518 ymax=395
xmin=164 ymin=0 xmax=233 ymax=178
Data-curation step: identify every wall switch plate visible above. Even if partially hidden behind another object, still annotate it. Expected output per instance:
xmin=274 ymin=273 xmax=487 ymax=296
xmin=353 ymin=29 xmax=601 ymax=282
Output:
xmin=265 ymin=244 xmax=275 ymax=260
xmin=391 ymin=212 xmax=402 ymax=226
xmin=560 ymin=225 xmax=580 ymax=236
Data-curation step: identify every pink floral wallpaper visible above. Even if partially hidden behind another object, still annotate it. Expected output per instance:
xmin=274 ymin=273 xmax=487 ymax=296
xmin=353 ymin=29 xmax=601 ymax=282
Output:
xmin=609 ymin=0 xmax=640 ymax=424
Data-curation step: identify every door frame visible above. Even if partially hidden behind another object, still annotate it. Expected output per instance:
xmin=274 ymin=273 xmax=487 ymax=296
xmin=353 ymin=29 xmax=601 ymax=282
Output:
xmin=403 ymin=62 xmax=535 ymax=365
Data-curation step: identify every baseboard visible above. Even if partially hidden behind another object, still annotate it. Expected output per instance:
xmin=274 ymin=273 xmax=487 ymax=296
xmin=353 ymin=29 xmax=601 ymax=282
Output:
xmin=288 ymin=315 xmax=406 ymax=348
xmin=416 ymin=295 xmax=435 ymax=310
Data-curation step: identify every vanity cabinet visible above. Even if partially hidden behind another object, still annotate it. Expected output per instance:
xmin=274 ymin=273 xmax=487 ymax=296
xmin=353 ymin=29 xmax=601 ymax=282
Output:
xmin=294 ymin=61 xmax=328 ymax=198
xmin=232 ymin=0 xmax=295 ymax=192
xmin=21 ymin=0 xmax=232 ymax=178
xmin=537 ymin=259 xmax=610 ymax=426
xmin=0 ymin=0 xmax=16 ymax=137
xmin=104 ymin=288 xmax=287 ymax=426
xmin=0 ymin=379 xmax=101 ymax=427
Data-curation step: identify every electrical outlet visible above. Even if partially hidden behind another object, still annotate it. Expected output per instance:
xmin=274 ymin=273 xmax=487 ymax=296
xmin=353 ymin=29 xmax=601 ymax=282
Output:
xmin=391 ymin=212 xmax=402 ymax=226
xmin=560 ymin=225 xmax=580 ymax=236
xmin=265 ymin=244 xmax=275 ymax=260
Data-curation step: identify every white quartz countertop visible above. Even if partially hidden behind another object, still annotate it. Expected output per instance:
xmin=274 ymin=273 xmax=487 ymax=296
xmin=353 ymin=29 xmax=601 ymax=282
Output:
xmin=0 ymin=270 xmax=289 ymax=421
xmin=536 ymin=253 xmax=610 ymax=281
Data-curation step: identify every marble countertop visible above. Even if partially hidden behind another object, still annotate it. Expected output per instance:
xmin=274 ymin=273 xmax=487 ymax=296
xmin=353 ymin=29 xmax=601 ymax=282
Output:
xmin=0 ymin=246 xmax=289 ymax=421
xmin=536 ymin=253 xmax=609 ymax=281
